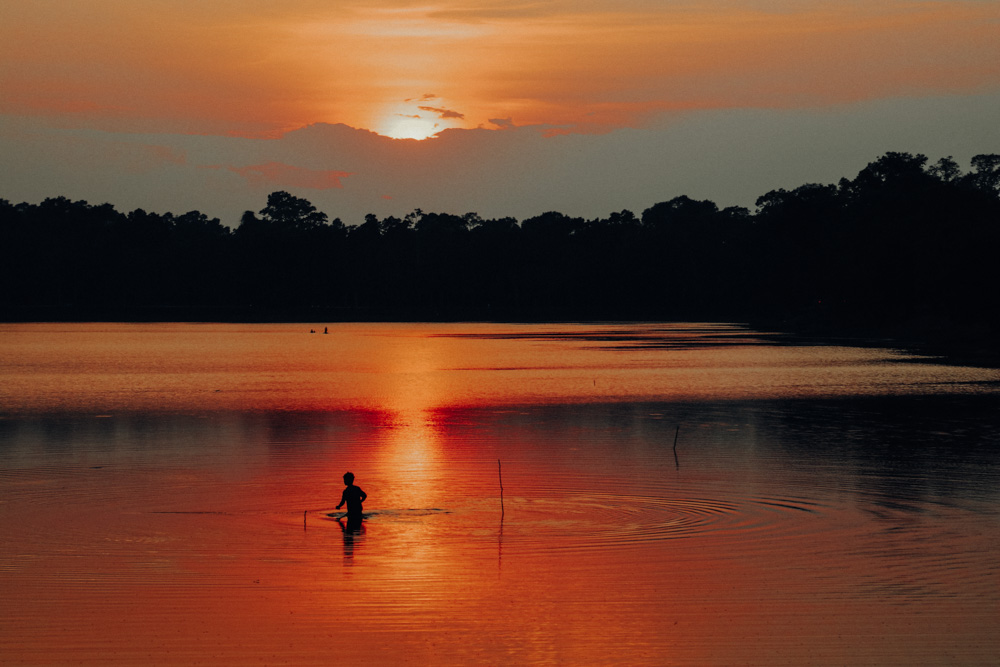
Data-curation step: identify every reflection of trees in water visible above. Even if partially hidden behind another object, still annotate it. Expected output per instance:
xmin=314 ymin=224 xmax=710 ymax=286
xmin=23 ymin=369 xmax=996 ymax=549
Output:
xmin=744 ymin=395 xmax=1000 ymax=507
xmin=480 ymin=396 xmax=1000 ymax=509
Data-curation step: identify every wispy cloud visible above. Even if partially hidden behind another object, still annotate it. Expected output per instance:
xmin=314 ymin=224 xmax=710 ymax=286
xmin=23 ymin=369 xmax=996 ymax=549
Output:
xmin=488 ymin=118 xmax=516 ymax=129
xmin=419 ymin=106 xmax=465 ymax=120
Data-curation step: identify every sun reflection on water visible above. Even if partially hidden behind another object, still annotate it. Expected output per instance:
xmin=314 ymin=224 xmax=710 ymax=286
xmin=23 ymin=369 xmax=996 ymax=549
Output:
xmin=372 ymin=407 xmax=444 ymax=510
xmin=362 ymin=329 xmax=450 ymax=511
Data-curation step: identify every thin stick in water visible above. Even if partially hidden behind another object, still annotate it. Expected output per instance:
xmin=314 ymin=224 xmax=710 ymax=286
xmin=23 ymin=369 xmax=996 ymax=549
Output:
xmin=673 ymin=425 xmax=680 ymax=470
xmin=498 ymin=459 xmax=504 ymax=516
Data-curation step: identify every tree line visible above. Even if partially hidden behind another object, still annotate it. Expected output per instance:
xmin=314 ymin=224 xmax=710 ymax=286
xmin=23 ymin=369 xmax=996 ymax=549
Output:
xmin=2 ymin=152 xmax=999 ymax=335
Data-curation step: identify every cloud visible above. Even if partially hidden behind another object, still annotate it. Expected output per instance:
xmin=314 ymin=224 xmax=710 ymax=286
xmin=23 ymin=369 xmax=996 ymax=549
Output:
xmin=6 ymin=1 xmax=998 ymax=141
xmin=419 ymin=106 xmax=465 ymax=120
xmin=145 ymin=145 xmax=187 ymax=167
xmin=428 ymin=4 xmax=559 ymax=22
xmin=214 ymin=161 xmax=352 ymax=190
xmin=2 ymin=92 xmax=998 ymax=228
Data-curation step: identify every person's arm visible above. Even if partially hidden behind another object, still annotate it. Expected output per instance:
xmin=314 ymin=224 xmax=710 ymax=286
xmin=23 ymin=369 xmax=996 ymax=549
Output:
xmin=336 ymin=488 xmax=347 ymax=509
xmin=359 ymin=488 xmax=367 ymax=503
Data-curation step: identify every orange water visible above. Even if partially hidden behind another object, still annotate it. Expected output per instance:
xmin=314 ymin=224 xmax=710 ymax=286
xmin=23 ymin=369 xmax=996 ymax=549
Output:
xmin=1 ymin=323 xmax=998 ymax=665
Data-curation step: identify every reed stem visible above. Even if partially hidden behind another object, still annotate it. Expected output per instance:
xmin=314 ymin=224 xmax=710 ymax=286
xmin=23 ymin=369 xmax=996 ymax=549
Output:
xmin=498 ymin=459 xmax=504 ymax=516
xmin=673 ymin=425 xmax=680 ymax=470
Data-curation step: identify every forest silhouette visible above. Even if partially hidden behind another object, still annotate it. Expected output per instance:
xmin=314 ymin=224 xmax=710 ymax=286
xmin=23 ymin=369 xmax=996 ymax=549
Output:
xmin=2 ymin=151 xmax=999 ymax=347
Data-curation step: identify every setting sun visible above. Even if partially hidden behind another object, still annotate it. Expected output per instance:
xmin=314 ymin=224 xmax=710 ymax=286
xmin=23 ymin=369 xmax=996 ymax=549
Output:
xmin=373 ymin=96 xmax=470 ymax=140
xmin=379 ymin=115 xmax=441 ymax=140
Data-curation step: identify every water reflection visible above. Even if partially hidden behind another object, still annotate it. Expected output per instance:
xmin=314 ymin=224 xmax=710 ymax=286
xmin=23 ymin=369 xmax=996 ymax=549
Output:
xmin=2 ymin=324 xmax=999 ymax=665
xmin=2 ymin=322 xmax=997 ymax=416
xmin=337 ymin=516 xmax=365 ymax=566
xmin=3 ymin=396 xmax=998 ymax=665
xmin=372 ymin=408 xmax=444 ymax=511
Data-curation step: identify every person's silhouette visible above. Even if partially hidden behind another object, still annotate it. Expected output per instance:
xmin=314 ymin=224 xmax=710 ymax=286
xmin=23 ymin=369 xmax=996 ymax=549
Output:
xmin=336 ymin=472 xmax=367 ymax=521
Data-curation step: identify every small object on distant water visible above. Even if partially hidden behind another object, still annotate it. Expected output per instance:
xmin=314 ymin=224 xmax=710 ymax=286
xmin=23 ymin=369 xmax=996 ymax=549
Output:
xmin=324 ymin=327 xmax=328 ymax=334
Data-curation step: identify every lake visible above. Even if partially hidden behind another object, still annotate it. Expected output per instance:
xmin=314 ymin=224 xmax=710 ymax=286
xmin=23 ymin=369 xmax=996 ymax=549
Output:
xmin=1 ymin=322 xmax=998 ymax=665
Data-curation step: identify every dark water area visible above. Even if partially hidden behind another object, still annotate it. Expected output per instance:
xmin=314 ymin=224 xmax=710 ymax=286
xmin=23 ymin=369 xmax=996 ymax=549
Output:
xmin=1 ymin=323 xmax=998 ymax=665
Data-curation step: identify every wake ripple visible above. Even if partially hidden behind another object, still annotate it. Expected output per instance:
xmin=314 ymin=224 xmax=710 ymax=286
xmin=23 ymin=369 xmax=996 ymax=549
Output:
xmin=503 ymin=492 xmax=827 ymax=552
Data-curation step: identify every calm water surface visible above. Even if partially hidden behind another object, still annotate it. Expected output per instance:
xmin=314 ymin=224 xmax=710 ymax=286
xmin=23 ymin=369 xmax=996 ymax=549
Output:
xmin=1 ymin=323 xmax=998 ymax=665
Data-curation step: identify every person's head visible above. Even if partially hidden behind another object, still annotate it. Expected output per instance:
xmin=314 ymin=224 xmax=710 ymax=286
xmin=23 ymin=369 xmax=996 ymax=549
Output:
xmin=343 ymin=472 xmax=355 ymax=485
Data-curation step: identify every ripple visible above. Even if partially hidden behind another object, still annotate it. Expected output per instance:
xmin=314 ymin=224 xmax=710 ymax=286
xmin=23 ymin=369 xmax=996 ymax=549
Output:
xmin=499 ymin=492 xmax=828 ymax=553
xmin=323 ymin=508 xmax=451 ymax=521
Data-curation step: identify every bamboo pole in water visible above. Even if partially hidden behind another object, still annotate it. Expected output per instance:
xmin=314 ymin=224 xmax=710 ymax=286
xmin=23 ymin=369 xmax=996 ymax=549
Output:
xmin=673 ymin=425 xmax=680 ymax=470
xmin=498 ymin=459 xmax=504 ymax=517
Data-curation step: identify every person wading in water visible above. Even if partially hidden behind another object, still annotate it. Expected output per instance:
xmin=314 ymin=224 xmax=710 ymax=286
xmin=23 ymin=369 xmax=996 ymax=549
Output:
xmin=336 ymin=472 xmax=367 ymax=531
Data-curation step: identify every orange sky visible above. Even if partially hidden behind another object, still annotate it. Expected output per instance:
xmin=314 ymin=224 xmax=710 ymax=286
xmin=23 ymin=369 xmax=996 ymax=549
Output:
xmin=3 ymin=1 xmax=999 ymax=138
xmin=1 ymin=1 xmax=999 ymax=222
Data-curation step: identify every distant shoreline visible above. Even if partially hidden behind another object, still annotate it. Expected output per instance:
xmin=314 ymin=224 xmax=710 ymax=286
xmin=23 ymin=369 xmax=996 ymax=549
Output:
xmin=5 ymin=152 xmax=998 ymax=362
xmin=4 ymin=306 xmax=996 ymax=369
xmin=749 ymin=315 xmax=1000 ymax=369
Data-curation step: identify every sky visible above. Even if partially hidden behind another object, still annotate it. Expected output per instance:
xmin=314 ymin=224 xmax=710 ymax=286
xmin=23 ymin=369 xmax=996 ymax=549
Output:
xmin=2 ymin=0 xmax=999 ymax=225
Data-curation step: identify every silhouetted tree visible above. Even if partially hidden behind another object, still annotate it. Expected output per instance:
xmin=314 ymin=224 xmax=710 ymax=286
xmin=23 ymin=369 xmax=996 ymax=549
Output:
xmin=259 ymin=190 xmax=329 ymax=230
xmin=519 ymin=211 xmax=587 ymax=317
xmin=968 ymin=154 xmax=1000 ymax=194
xmin=638 ymin=196 xmax=752 ymax=319
xmin=468 ymin=216 xmax=521 ymax=317
xmin=233 ymin=192 xmax=345 ymax=311
xmin=3 ymin=152 xmax=997 ymax=334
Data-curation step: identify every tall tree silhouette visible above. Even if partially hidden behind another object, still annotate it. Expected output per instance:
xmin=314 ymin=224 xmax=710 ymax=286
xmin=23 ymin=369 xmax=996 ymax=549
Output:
xmin=2 ymin=152 xmax=997 ymax=335
xmin=233 ymin=192 xmax=345 ymax=311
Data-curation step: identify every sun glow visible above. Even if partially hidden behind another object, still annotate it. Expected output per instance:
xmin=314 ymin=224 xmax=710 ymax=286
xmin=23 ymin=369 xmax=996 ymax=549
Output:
xmin=372 ymin=95 xmax=473 ymax=140
xmin=379 ymin=115 xmax=441 ymax=140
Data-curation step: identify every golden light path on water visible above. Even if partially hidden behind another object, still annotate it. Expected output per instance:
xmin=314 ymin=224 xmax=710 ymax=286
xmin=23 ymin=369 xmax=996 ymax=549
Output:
xmin=360 ymin=329 xmax=448 ymax=515
xmin=1 ymin=323 xmax=998 ymax=665
xmin=2 ymin=322 xmax=997 ymax=414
